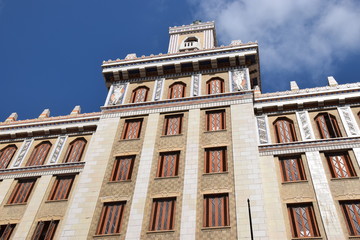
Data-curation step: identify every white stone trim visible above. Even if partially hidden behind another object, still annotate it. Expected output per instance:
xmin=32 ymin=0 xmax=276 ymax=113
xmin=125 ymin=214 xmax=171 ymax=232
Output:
xmin=152 ymin=78 xmax=164 ymax=101
xmin=104 ymin=84 xmax=114 ymax=106
xmin=337 ymin=106 xmax=360 ymax=136
xmin=228 ymin=70 xmax=233 ymax=92
xmin=296 ymin=111 xmax=315 ymax=141
xmin=49 ymin=135 xmax=68 ymax=164
xmin=353 ymin=148 xmax=360 ymax=168
xmin=12 ymin=138 xmax=33 ymax=168
xmin=190 ymin=73 xmax=201 ymax=97
xmin=168 ymin=34 xmax=179 ymax=53
xmin=256 ymin=115 xmax=270 ymax=144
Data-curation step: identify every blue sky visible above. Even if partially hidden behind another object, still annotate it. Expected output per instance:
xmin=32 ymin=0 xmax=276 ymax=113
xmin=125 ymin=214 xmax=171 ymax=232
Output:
xmin=1 ymin=0 xmax=360 ymax=121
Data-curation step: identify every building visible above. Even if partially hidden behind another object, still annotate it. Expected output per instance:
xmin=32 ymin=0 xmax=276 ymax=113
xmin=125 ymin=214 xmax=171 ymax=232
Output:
xmin=1 ymin=21 xmax=360 ymax=240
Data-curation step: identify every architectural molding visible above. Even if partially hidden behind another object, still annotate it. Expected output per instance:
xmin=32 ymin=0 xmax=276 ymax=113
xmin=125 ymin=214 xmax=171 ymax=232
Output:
xmin=256 ymin=115 xmax=270 ymax=144
xmin=49 ymin=135 xmax=68 ymax=163
xmin=296 ymin=111 xmax=315 ymax=140
xmin=337 ymin=106 xmax=360 ymax=136
xmin=12 ymin=138 xmax=33 ymax=167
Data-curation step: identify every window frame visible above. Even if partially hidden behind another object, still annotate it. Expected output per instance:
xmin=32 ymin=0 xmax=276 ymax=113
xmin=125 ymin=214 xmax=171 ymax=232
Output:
xmin=203 ymin=193 xmax=230 ymax=228
xmin=63 ymin=138 xmax=87 ymax=163
xmin=8 ymin=178 xmax=37 ymax=204
xmin=168 ymin=82 xmax=186 ymax=99
xmin=131 ymin=86 xmax=149 ymax=103
xmin=149 ymin=198 xmax=176 ymax=231
xmin=110 ymin=156 xmax=135 ymax=182
xmin=0 ymin=224 xmax=16 ymax=240
xmin=325 ymin=152 xmax=356 ymax=178
xmin=26 ymin=141 xmax=52 ymax=166
xmin=163 ymin=114 xmax=183 ymax=136
xmin=156 ymin=152 xmax=180 ymax=178
xmin=273 ymin=117 xmax=297 ymax=143
xmin=204 ymin=147 xmax=227 ymax=174
xmin=206 ymin=78 xmax=224 ymax=94
xmin=121 ymin=118 xmax=143 ymax=140
xmin=48 ymin=175 xmax=75 ymax=201
xmin=315 ymin=112 xmax=342 ymax=139
xmin=340 ymin=200 xmax=360 ymax=236
xmin=206 ymin=110 xmax=226 ymax=131
xmin=279 ymin=156 xmax=307 ymax=182
xmin=0 ymin=145 xmax=17 ymax=169
xmin=96 ymin=202 xmax=126 ymax=235
xmin=31 ymin=220 xmax=59 ymax=240
xmin=287 ymin=203 xmax=320 ymax=238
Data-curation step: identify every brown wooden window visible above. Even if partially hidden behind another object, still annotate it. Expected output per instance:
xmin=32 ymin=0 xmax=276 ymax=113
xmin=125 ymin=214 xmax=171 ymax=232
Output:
xmin=31 ymin=220 xmax=59 ymax=240
xmin=157 ymin=152 xmax=179 ymax=178
xmin=63 ymin=138 xmax=87 ymax=163
xmin=273 ymin=117 xmax=297 ymax=143
xmin=0 ymin=224 xmax=16 ymax=240
xmin=206 ymin=110 xmax=225 ymax=131
xmin=205 ymin=147 xmax=227 ymax=173
xmin=149 ymin=198 xmax=176 ymax=231
xmin=315 ymin=113 xmax=342 ymax=139
xmin=288 ymin=203 xmax=320 ymax=238
xmin=121 ymin=119 xmax=143 ymax=139
xmin=279 ymin=156 xmax=306 ymax=182
xmin=110 ymin=156 xmax=135 ymax=181
xmin=163 ymin=115 xmax=182 ymax=135
xmin=26 ymin=141 xmax=52 ymax=166
xmin=326 ymin=152 xmax=356 ymax=178
xmin=131 ymin=86 xmax=149 ymax=103
xmin=207 ymin=78 xmax=224 ymax=94
xmin=168 ymin=82 xmax=186 ymax=99
xmin=8 ymin=178 xmax=36 ymax=204
xmin=48 ymin=175 xmax=75 ymax=201
xmin=340 ymin=201 xmax=360 ymax=236
xmin=203 ymin=194 xmax=229 ymax=227
xmin=0 ymin=145 xmax=17 ymax=169
xmin=96 ymin=202 xmax=125 ymax=235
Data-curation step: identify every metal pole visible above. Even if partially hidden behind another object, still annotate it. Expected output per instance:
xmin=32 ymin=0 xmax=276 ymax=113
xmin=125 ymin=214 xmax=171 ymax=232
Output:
xmin=247 ymin=198 xmax=254 ymax=240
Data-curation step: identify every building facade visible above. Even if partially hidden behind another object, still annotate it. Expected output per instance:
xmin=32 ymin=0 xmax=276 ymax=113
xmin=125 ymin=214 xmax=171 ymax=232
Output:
xmin=1 ymin=21 xmax=360 ymax=240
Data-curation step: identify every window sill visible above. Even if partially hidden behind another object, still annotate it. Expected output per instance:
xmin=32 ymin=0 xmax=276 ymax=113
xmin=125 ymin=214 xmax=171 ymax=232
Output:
xmin=201 ymin=226 xmax=231 ymax=231
xmin=45 ymin=199 xmax=68 ymax=203
xmin=160 ymin=134 xmax=183 ymax=138
xmin=330 ymin=176 xmax=359 ymax=181
xmin=4 ymin=203 xmax=27 ymax=207
xmin=281 ymin=180 xmax=308 ymax=184
xmin=203 ymin=171 xmax=229 ymax=176
xmin=291 ymin=237 xmax=322 ymax=240
xmin=204 ymin=129 xmax=227 ymax=133
xmin=119 ymin=138 xmax=140 ymax=142
xmin=146 ymin=230 xmax=175 ymax=234
xmin=349 ymin=236 xmax=360 ymax=239
xmin=93 ymin=233 xmax=121 ymax=238
xmin=154 ymin=176 xmax=179 ymax=180
xmin=108 ymin=180 xmax=132 ymax=183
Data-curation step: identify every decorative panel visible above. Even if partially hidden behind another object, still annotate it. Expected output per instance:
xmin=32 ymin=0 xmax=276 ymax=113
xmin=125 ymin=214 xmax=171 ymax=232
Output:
xmin=153 ymin=78 xmax=164 ymax=101
xmin=106 ymin=82 xmax=128 ymax=105
xmin=230 ymin=68 xmax=250 ymax=92
xmin=12 ymin=139 xmax=33 ymax=167
xmin=256 ymin=116 xmax=269 ymax=144
xmin=49 ymin=136 xmax=67 ymax=163
xmin=296 ymin=111 xmax=315 ymax=140
xmin=192 ymin=74 xmax=201 ymax=96
xmin=338 ymin=107 xmax=360 ymax=136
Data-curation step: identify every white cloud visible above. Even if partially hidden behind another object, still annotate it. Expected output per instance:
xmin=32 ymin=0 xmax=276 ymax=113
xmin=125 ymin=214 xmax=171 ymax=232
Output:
xmin=189 ymin=0 xmax=360 ymax=80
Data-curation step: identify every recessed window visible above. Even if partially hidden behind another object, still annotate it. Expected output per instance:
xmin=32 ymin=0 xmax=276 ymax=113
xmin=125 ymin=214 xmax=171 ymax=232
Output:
xmin=96 ymin=202 xmax=126 ymax=235
xmin=63 ymin=138 xmax=87 ymax=163
xmin=157 ymin=152 xmax=179 ymax=178
xmin=340 ymin=201 xmax=360 ymax=236
xmin=163 ymin=115 xmax=182 ymax=135
xmin=168 ymin=82 xmax=186 ymax=99
xmin=326 ymin=152 xmax=356 ymax=178
xmin=8 ymin=178 xmax=36 ymax=204
xmin=203 ymin=194 xmax=229 ymax=227
xmin=279 ymin=156 xmax=306 ymax=182
xmin=206 ymin=110 xmax=225 ymax=131
xmin=0 ymin=145 xmax=17 ymax=169
xmin=287 ymin=203 xmax=320 ymax=238
xmin=315 ymin=113 xmax=342 ymax=139
xmin=206 ymin=78 xmax=224 ymax=94
xmin=131 ymin=86 xmax=149 ymax=103
xmin=149 ymin=198 xmax=176 ymax=231
xmin=48 ymin=175 xmax=75 ymax=201
xmin=204 ymin=147 xmax=227 ymax=173
xmin=110 ymin=156 xmax=135 ymax=181
xmin=121 ymin=119 xmax=143 ymax=140
xmin=0 ymin=224 xmax=16 ymax=240
xmin=26 ymin=141 xmax=52 ymax=166
xmin=273 ymin=117 xmax=297 ymax=143
xmin=32 ymin=220 xmax=59 ymax=240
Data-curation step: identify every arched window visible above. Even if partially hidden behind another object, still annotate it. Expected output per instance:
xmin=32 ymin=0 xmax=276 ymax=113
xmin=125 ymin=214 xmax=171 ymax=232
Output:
xmin=207 ymin=78 xmax=224 ymax=94
xmin=131 ymin=86 xmax=149 ymax=103
xmin=273 ymin=117 xmax=297 ymax=143
xmin=315 ymin=113 xmax=342 ymax=139
xmin=63 ymin=138 xmax=87 ymax=163
xmin=168 ymin=82 xmax=186 ymax=99
xmin=0 ymin=145 xmax=17 ymax=169
xmin=26 ymin=141 xmax=52 ymax=166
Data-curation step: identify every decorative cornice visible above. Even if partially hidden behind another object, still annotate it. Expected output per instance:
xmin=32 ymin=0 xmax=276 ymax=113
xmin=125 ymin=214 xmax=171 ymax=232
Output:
xmin=0 ymin=162 xmax=85 ymax=180
xmin=259 ymin=137 xmax=360 ymax=156
xmin=169 ymin=21 xmax=215 ymax=34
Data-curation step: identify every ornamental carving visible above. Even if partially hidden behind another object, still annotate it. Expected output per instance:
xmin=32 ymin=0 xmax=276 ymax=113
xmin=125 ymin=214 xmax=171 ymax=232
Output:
xmin=108 ymin=83 xmax=127 ymax=105
xmin=13 ymin=139 xmax=33 ymax=167
xmin=339 ymin=107 xmax=358 ymax=136
xmin=50 ymin=136 xmax=67 ymax=163
xmin=154 ymin=78 xmax=164 ymax=101
xmin=256 ymin=116 xmax=269 ymax=144
xmin=298 ymin=111 xmax=313 ymax=140
xmin=231 ymin=69 xmax=248 ymax=91
xmin=192 ymin=74 xmax=200 ymax=96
